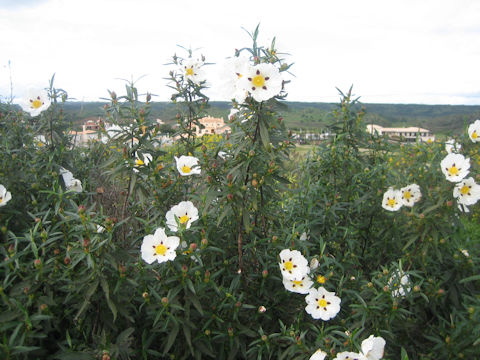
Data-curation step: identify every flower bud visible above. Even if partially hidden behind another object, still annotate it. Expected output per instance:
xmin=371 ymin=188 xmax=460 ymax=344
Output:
xmin=262 ymin=270 xmax=268 ymax=278
xmin=258 ymin=305 xmax=266 ymax=313
xmin=189 ymin=243 xmax=197 ymax=251
xmin=64 ymin=257 xmax=71 ymax=265
xmin=161 ymin=297 xmax=169 ymax=305
xmin=34 ymin=259 xmax=42 ymax=267
xmin=228 ymin=327 xmax=234 ymax=337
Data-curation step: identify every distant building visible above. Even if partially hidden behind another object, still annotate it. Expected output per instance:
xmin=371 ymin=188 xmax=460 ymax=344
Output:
xmin=366 ymin=124 xmax=435 ymax=143
xmin=193 ymin=116 xmax=231 ymax=136
xmin=69 ymin=118 xmax=104 ymax=146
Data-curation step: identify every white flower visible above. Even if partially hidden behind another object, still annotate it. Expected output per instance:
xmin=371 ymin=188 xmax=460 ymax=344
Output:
xmin=165 ymin=201 xmax=199 ymax=232
xmin=461 ymin=249 xmax=470 ymax=257
xmin=140 ymin=227 xmax=180 ymax=264
xmin=96 ymin=224 xmax=105 ymax=233
xmin=389 ymin=270 xmax=411 ymax=297
xmin=19 ymin=87 xmax=51 ymax=116
xmin=440 ymin=153 xmax=470 ymax=183
xmin=310 ymin=349 xmax=327 ymax=360
xmin=305 ymin=286 xmax=341 ymax=321
xmin=218 ymin=56 xmax=250 ymax=103
xmin=400 ymin=184 xmax=421 ymax=207
xmin=282 ymin=274 xmax=313 ymax=294
xmin=468 ymin=119 xmax=480 ymax=143
xmin=453 ymin=177 xmax=480 ymax=206
xmin=458 ymin=203 xmax=470 ymax=213
xmin=299 ymin=232 xmax=308 ymax=241
xmin=361 ymin=335 xmax=386 ymax=360
xmin=68 ymin=179 xmax=83 ymax=193
xmin=59 ymin=167 xmax=82 ymax=192
xmin=240 ymin=63 xmax=282 ymax=102
xmin=133 ymin=152 xmax=152 ymax=172
xmin=445 ymin=139 xmax=461 ymax=154
xmin=310 ymin=257 xmax=319 ymax=270
xmin=175 ymin=155 xmax=201 ymax=176
xmin=0 ymin=184 xmax=12 ymax=207
xmin=381 ymin=187 xmax=402 ymax=211
xmin=278 ymin=249 xmax=309 ymax=280
xmin=182 ymin=58 xmax=206 ymax=85
xmin=333 ymin=351 xmax=367 ymax=360
xmin=34 ymin=135 xmax=47 ymax=148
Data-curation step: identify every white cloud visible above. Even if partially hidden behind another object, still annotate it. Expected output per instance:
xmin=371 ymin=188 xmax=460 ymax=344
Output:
xmin=1 ymin=0 xmax=479 ymax=104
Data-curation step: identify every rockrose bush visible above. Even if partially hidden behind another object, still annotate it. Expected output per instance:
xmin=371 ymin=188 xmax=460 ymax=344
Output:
xmin=0 ymin=26 xmax=479 ymax=360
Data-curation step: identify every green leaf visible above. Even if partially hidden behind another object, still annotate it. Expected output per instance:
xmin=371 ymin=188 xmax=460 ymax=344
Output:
xmin=459 ymin=274 xmax=480 ymax=283
xmin=100 ymin=276 xmax=117 ymax=322
xmin=163 ymin=323 xmax=179 ymax=355
xmin=259 ymin=119 xmax=270 ymax=149
xmin=74 ymin=279 xmax=99 ymax=321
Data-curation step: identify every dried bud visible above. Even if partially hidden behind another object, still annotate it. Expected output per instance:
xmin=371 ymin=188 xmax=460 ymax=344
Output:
xmin=251 ymin=179 xmax=258 ymax=187
xmin=40 ymin=303 xmax=48 ymax=311
xmin=227 ymin=194 xmax=233 ymax=201
xmin=142 ymin=292 xmax=149 ymax=299
xmin=161 ymin=297 xmax=169 ymax=305
xmin=64 ymin=257 xmax=71 ymax=265
xmin=34 ymin=259 xmax=41 ymax=267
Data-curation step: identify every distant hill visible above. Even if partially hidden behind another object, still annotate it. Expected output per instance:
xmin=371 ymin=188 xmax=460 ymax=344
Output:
xmin=61 ymin=101 xmax=480 ymax=135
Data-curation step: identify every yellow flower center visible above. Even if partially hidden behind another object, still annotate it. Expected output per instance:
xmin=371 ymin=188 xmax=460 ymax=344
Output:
xmin=387 ymin=198 xmax=396 ymax=207
xmin=293 ymin=280 xmax=303 ymax=286
xmin=0 ymin=197 xmax=3 ymax=203
xmin=473 ymin=131 xmax=478 ymax=139
xmin=155 ymin=244 xmax=167 ymax=256
xmin=181 ymin=165 xmax=191 ymax=174
xmin=31 ymin=98 xmax=43 ymax=109
xmin=252 ymin=74 xmax=265 ymax=88
xmin=448 ymin=166 xmax=459 ymax=176
xmin=136 ymin=159 xmax=144 ymax=166
xmin=186 ymin=68 xmax=194 ymax=76
xmin=317 ymin=275 xmax=326 ymax=284
xmin=179 ymin=215 xmax=190 ymax=224
xmin=38 ymin=142 xmax=44 ymax=147
xmin=403 ymin=191 xmax=411 ymax=200
xmin=318 ymin=299 xmax=327 ymax=307
xmin=461 ymin=185 xmax=470 ymax=195
xmin=284 ymin=261 xmax=294 ymax=271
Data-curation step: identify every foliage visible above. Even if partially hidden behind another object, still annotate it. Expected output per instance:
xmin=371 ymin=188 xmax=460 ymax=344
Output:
xmin=0 ymin=28 xmax=479 ymax=360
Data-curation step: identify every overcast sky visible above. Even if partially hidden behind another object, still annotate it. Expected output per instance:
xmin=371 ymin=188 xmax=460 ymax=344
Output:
xmin=1 ymin=0 xmax=479 ymax=105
